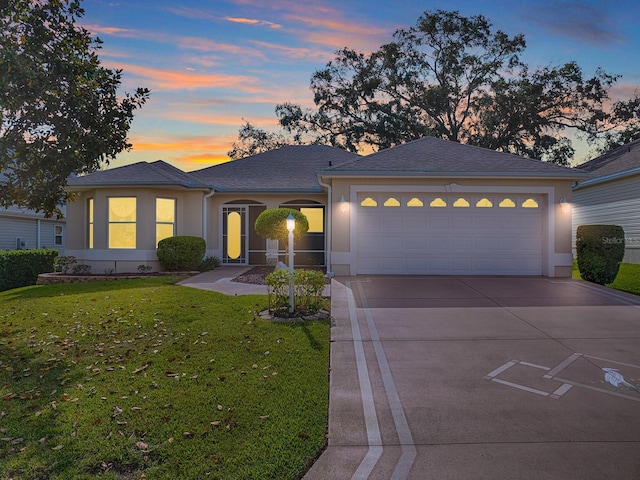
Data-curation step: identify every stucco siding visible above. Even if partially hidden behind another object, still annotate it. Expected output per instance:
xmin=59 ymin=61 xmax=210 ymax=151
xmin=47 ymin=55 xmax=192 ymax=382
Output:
xmin=572 ymin=174 xmax=640 ymax=263
xmin=65 ymin=187 xmax=206 ymax=272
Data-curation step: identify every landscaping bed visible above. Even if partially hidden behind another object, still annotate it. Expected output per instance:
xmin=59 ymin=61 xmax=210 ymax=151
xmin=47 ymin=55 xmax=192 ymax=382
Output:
xmin=232 ymin=265 xmax=328 ymax=285
xmin=37 ymin=271 xmax=197 ymax=285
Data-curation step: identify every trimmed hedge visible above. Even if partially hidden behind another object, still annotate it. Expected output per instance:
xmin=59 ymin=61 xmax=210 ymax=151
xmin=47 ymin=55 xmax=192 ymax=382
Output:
xmin=0 ymin=249 xmax=59 ymax=291
xmin=254 ymin=208 xmax=309 ymax=243
xmin=157 ymin=236 xmax=206 ymax=271
xmin=576 ymin=224 xmax=625 ymax=285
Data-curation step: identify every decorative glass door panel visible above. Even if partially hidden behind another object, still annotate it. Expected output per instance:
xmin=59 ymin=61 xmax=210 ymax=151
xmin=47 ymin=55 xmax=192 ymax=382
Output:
xmin=222 ymin=207 xmax=247 ymax=264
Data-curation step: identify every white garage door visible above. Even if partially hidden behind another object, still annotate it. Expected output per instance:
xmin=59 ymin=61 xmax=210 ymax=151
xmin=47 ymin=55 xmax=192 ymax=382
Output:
xmin=356 ymin=193 xmax=544 ymax=275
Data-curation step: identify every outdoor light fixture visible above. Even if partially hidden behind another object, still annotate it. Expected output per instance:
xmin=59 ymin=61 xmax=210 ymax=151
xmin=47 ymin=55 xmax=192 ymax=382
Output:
xmin=339 ymin=195 xmax=347 ymax=213
xmin=560 ymin=197 xmax=570 ymax=214
xmin=286 ymin=213 xmax=295 ymax=313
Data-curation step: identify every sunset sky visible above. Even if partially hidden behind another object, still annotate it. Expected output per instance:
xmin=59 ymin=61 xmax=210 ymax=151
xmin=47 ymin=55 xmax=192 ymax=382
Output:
xmin=80 ymin=0 xmax=640 ymax=170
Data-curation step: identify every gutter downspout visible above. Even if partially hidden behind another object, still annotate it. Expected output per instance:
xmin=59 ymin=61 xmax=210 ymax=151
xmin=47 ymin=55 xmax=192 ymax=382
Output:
xmin=37 ymin=219 xmax=41 ymax=248
xmin=318 ymin=176 xmax=333 ymax=277
xmin=202 ymin=189 xmax=215 ymax=254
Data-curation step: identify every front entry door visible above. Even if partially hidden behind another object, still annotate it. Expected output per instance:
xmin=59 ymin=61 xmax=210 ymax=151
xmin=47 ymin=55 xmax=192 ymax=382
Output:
xmin=222 ymin=206 xmax=247 ymax=264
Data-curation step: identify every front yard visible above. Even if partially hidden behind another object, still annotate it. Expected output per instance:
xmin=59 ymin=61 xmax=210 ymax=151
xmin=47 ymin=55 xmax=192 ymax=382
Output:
xmin=0 ymin=277 xmax=330 ymax=479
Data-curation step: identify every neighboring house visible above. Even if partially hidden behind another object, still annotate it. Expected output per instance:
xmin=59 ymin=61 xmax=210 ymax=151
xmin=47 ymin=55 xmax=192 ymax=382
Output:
xmin=0 ymin=204 xmax=66 ymax=254
xmin=66 ymin=137 xmax=585 ymax=277
xmin=572 ymin=139 xmax=640 ymax=263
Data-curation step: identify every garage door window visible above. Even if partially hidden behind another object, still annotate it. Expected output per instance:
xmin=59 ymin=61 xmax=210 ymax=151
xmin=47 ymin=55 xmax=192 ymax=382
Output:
xmin=406 ymin=197 xmax=424 ymax=207
xmin=383 ymin=197 xmax=401 ymax=207
xmin=430 ymin=197 xmax=447 ymax=207
xmin=453 ymin=197 xmax=470 ymax=207
xmin=499 ymin=198 xmax=516 ymax=208
xmin=522 ymin=198 xmax=539 ymax=208
xmin=476 ymin=197 xmax=493 ymax=208
xmin=361 ymin=197 xmax=378 ymax=207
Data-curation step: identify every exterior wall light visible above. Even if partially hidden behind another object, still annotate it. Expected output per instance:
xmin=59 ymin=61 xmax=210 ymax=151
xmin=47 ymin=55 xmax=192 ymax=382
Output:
xmin=339 ymin=195 xmax=347 ymax=213
xmin=560 ymin=197 xmax=570 ymax=214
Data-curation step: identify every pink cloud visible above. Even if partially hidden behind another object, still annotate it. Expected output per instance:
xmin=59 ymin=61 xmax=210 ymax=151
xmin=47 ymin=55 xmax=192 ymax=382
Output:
xmin=83 ymin=23 xmax=266 ymax=60
xmin=248 ymin=40 xmax=333 ymax=61
xmin=105 ymin=62 xmax=261 ymax=92
xmin=224 ymin=16 xmax=282 ymax=29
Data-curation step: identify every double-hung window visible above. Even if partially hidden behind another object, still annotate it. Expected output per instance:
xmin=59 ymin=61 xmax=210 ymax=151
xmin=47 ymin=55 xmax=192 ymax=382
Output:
xmin=156 ymin=198 xmax=176 ymax=246
xmin=108 ymin=197 xmax=137 ymax=249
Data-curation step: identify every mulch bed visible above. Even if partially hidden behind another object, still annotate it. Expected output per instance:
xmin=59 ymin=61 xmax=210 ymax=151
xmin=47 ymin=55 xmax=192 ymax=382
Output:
xmin=232 ymin=265 xmax=328 ymax=285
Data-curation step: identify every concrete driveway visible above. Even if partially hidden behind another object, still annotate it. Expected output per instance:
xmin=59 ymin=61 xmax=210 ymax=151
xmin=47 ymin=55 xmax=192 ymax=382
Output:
xmin=304 ymin=276 xmax=640 ymax=480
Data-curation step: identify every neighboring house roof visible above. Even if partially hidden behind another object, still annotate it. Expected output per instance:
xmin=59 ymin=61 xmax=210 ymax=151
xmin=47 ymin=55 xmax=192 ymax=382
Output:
xmin=67 ymin=160 xmax=207 ymax=189
xmin=574 ymin=139 xmax=640 ymax=188
xmin=192 ymin=145 xmax=360 ymax=193
xmin=321 ymin=136 xmax=586 ymax=179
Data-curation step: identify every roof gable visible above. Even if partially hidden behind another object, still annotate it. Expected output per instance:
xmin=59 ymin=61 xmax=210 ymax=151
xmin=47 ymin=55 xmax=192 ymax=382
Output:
xmin=67 ymin=160 xmax=205 ymax=189
xmin=191 ymin=145 xmax=360 ymax=192
xmin=576 ymin=138 xmax=640 ymax=177
xmin=323 ymin=137 xmax=584 ymax=178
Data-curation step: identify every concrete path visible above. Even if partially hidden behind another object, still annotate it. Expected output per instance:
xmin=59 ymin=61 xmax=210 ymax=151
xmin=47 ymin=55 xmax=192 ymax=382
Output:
xmin=177 ymin=266 xmax=269 ymax=295
xmin=304 ymin=276 xmax=640 ymax=480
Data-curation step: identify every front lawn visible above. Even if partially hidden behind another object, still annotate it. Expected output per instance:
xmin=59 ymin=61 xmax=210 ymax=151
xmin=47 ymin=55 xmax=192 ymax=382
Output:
xmin=573 ymin=261 xmax=640 ymax=296
xmin=0 ymin=278 xmax=330 ymax=479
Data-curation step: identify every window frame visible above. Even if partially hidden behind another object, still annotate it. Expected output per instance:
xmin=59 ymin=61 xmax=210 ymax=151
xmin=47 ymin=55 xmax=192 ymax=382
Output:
xmin=156 ymin=197 xmax=177 ymax=247
xmin=108 ymin=196 xmax=137 ymax=249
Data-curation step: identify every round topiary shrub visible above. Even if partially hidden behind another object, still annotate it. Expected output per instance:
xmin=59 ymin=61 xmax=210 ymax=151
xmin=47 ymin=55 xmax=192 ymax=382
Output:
xmin=254 ymin=208 xmax=309 ymax=243
xmin=576 ymin=224 xmax=625 ymax=285
xmin=157 ymin=236 xmax=206 ymax=271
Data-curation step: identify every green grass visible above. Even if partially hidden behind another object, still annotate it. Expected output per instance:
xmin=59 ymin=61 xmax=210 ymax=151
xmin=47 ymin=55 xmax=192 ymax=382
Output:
xmin=572 ymin=261 xmax=640 ymax=296
xmin=0 ymin=278 xmax=330 ymax=479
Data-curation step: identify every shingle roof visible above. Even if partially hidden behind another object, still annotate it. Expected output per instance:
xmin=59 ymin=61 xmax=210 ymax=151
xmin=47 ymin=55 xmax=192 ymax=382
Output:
xmin=192 ymin=145 xmax=360 ymax=192
xmin=67 ymin=160 xmax=206 ymax=189
xmin=322 ymin=137 xmax=586 ymax=178
xmin=576 ymin=138 xmax=640 ymax=177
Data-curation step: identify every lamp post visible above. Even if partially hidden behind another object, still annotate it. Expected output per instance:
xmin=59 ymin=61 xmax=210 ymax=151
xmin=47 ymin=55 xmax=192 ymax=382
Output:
xmin=286 ymin=214 xmax=295 ymax=313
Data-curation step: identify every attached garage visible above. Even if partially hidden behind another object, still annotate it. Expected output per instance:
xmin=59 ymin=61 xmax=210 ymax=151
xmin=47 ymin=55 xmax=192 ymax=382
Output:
xmin=320 ymin=137 xmax=586 ymax=278
xmin=356 ymin=192 xmax=544 ymax=275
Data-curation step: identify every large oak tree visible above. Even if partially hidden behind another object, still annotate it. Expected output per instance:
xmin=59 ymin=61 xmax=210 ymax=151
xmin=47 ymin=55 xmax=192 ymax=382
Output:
xmin=0 ymin=0 xmax=149 ymax=216
xmin=232 ymin=10 xmax=640 ymax=164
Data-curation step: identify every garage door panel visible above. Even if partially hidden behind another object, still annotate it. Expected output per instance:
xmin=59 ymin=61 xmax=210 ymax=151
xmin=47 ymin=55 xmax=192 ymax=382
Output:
xmin=474 ymin=237 xmax=496 ymax=250
xmin=473 ymin=216 xmax=496 ymax=230
xmin=356 ymin=193 xmax=544 ymax=275
xmin=451 ymin=215 xmax=474 ymax=230
xmin=428 ymin=216 xmax=450 ymax=229
xmin=451 ymin=236 xmax=473 ymax=250
xmin=404 ymin=236 xmax=427 ymax=249
xmin=428 ymin=237 xmax=450 ymax=249
xmin=381 ymin=216 xmax=403 ymax=229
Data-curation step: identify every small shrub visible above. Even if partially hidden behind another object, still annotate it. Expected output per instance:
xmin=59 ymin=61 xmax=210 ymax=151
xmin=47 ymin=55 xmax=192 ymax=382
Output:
xmin=199 ymin=256 xmax=220 ymax=272
xmin=576 ymin=224 xmax=625 ymax=285
xmin=0 ymin=249 xmax=59 ymax=291
xmin=55 ymin=255 xmax=77 ymax=274
xmin=266 ymin=268 xmax=327 ymax=316
xmin=137 ymin=264 xmax=153 ymax=273
xmin=294 ymin=269 xmax=326 ymax=313
xmin=266 ymin=269 xmax=291 ymax=314
xmin=72 ymin=264 xmax=92 ymax=275
xmin=157 ymin=236 xmax=206 ymax=271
